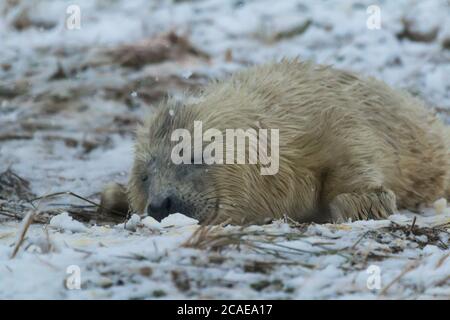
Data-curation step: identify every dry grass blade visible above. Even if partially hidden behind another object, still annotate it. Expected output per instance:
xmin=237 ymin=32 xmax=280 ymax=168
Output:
xmin=1 ymin=189 xmax=129 ymax=226
xmin=183 ymin=213 xmax=232 ymax=249
xmin=30 ymin=191 xmax=128 ymax=219
xmin=351 ymin=230 xmax=371 ymax=249
xmin=183 ymin=216 xmax=345 ymax=265
xmin=31 ymin=191 xmax=100 ymax=207
xmin=10 ymin=210 xmax=35 ymax=259
xmin=379 ymin=261 xmax=419 ymax=296
xmin=184 ymin=225 xmax=239 ymax=251
xmin=435 ymin=252 xmax=450 ymax=269
xmin=0 ymin=211 xmax=19 ymax=219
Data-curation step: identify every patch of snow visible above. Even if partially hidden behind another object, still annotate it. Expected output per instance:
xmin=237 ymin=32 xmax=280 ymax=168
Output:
xmin=181 ymin=70 xmax=193 ymax=79
xmin=160 ymin=213 xmax=199 ymax=228
xmin=49 ymin=212 xmax=88 ymax=233
xmin=141 ymin=216 xmax=163 ymax=230
xmin=123 ymin=214 xmax=141 ymax=232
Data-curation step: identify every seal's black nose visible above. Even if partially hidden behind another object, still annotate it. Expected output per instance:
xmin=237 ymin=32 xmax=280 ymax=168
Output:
xmin=147 ymin=196 xmax=174 ymax=221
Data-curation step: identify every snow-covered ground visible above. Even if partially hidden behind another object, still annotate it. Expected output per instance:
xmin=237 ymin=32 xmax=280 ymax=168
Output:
xmin=0 ymin=0 xmax=449 ymax=299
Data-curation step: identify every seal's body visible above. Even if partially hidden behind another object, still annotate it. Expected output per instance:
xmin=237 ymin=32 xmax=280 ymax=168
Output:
xmin=125 ymin=60 xmax=449 ymax=224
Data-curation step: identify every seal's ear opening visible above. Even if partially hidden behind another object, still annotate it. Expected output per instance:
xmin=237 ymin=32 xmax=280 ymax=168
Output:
xmin=99 ymin=182 xmax=130 ymax=219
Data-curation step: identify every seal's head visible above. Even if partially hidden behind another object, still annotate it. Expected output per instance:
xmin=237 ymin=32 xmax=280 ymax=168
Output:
xmin=128 ymin=92 xmax=287 ymax=225
xmin=128 ymin=101 xmax=219 ymax=222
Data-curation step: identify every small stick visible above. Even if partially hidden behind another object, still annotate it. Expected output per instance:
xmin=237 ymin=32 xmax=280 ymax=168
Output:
xmin=409 ymin=216 xmax=417 ymax=234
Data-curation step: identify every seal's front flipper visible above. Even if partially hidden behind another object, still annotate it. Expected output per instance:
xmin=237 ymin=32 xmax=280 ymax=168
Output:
xmin=329 ymin=187 xmax=397 ymax=223
xmin=99 ymin=182 xmax=130 ymax=220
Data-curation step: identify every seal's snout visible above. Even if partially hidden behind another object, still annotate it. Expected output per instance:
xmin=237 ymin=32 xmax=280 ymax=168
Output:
xmin=147 ymin=195 xmax=177 ymax=221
